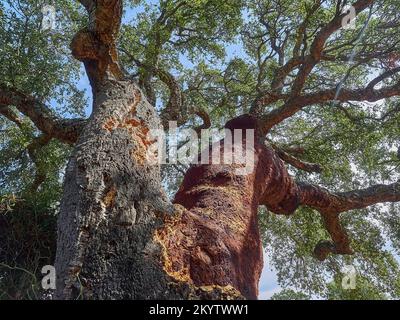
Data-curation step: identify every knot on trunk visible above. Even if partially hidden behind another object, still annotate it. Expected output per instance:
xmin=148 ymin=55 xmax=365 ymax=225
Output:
xmin=70 ymin=29 xmax=123 ymax=84
xmin=71 ymin=29 xmax=101 ymax=62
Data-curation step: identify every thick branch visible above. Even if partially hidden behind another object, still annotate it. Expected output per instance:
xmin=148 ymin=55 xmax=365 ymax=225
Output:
xmin=298 ymin=181 xmax=400 ymax=260
xmin=77 ymin=0 xmax=122 ymax=47
xmin=72 ymin=0 xmax=123 ymax=88
xmin=0 ymin=84 xmax=85 ymax=144
xmin=299 ymin=181 xmax=400 ymax=214
xmin=260 ymin=74 xmax=400 ymax=134
xmin=313 ymin=214 xmax=353 ymax=261
xmin=258 ymin=139 xmax=399 ymax=260
xmin=192 ymin=107 xmax=211 ymax=134
xmin=149 ymin=66 xmax=184 ymax=126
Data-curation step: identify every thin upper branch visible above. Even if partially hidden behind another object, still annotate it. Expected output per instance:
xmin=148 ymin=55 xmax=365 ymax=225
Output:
xmin=254 ymin=0 xmax=375 ymax=131
xmin=122 ymin=50 xmax=211 ymax=131
xmin=289 ymin=0 xmax=374 ymax=96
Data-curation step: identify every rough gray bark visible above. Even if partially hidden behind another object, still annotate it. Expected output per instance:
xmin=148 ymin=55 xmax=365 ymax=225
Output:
xmin=55 ymin=79 xmax=174 ymax=299
xmin=55 ymin=0 xmax=248 ymax=300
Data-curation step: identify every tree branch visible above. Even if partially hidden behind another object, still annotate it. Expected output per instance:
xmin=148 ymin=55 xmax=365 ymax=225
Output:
xmin=299 ymin=181 xmax=400 ymax=214
xmin=0 ymin=104 xmax=61 ymax=191
xmin=192 ymin=107 xmax=211 ymax=135
xmin=121 ymin=50 xmax=211 ymax=132
xmin=255 ymin=0 xmax=375 ymax=131
xmin=27 ymin=134 xmax=52 ymax=192
xmin=313 ymin=213 xmax=353 ymax=261
xmin=0 ymin=106 xmax=23 ymax=128
xmin=298 ymin=180 xmax=400 ymax=260
xmin=259 ymin=71 xmax=400 ymax=134
xmin=270 ymin=142 xmax=322 ymax=173
xmin=0 ymin=84 xmax=85 ymax=144
xmin=298 ymin=0 xmax=374 ymax=84
xmin=72 ymin=0 xmax=124 ymax=88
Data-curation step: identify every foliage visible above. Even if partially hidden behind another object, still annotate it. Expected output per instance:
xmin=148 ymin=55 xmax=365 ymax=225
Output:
xmin=1 ymin=0 xmax=400 ymax=300
xmin=0 ymin=195 xmax=57 ymax=300
xmin=0 ymin=0 xmax=87 ymax=116
xmin=325 ymin=276 xmax=389 ymax=300
xmin=270 ymin=289 xmax=310 ymax=300
xmin=259 ymin=206 xmax=400 ymax=299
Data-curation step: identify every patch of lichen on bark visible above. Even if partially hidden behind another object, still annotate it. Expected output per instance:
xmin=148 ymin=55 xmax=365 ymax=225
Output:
xmin=189 ymin=285 xmax=244 ymax=300
xmin=179 ymin=184 xmax=249 ymax=233
xmin=183 ymin=184 xmax=243 ymax=197
xmin=224 ymin=213 xmax=248 ymax=234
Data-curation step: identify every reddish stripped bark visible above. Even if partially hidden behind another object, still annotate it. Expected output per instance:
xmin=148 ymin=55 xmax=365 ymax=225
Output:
xmin=156 ymin=114 xmax=400 ymax=296
xmin=156 ymin=115 xmax=300 ymax=299
xmin=298 ymin=181 xmax=400 ymax=260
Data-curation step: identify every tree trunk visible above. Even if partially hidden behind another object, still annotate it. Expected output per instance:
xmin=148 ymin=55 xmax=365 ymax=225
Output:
xmin=160 ymin=115 xmax=299 ymax=300
xmin=54 ymin=80 xmax=263 ymax=299
xmin=54 ymin=80 xmax=302 ymax=299
xmin=55 ymin=79 xmax=175 ymax=299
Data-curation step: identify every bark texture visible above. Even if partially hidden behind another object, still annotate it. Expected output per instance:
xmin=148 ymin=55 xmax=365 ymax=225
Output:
xmin=54 ymin=101 xmax=400 ymax=299
xmin=55 ymin=82 xmax=250 ymax=300
xmin=55 ymin=80 xmax=174 ymax=299
xmin=56 ymin=0 xmax=253 ymax=300
xmin=154 ymin=115 xmax=302 ymax=299
xmin=55 ymin=105 xmax=292 ymax=299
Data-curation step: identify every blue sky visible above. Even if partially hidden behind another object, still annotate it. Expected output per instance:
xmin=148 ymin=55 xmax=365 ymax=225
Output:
xmin=259 ymin=253 xmax=281 ymax=299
